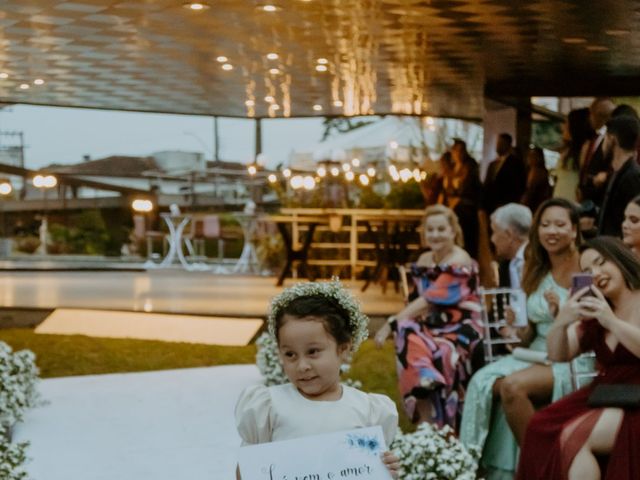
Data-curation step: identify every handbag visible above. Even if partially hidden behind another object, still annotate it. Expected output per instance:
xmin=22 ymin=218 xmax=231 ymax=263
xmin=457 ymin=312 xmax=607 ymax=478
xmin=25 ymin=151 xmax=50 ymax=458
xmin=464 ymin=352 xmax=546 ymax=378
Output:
xmin=587 ymin=384 xmax=640 ymax=408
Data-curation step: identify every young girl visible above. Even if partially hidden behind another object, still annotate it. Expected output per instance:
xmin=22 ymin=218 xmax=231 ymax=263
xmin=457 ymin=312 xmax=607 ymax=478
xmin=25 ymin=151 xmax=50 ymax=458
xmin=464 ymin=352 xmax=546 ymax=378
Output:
xmin=235 ymin=280 xmax=400 ymax=478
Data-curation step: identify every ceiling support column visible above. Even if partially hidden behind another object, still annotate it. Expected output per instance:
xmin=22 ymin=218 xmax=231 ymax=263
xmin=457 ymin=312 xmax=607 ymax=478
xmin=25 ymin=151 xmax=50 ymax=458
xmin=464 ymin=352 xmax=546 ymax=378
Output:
xmin=255 ymin=118 xmax=262 ymax=159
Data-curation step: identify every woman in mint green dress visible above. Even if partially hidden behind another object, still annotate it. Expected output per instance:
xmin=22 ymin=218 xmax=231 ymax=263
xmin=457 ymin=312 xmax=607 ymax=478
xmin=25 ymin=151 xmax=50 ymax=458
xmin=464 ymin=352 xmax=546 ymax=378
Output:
xmin=460 ymin=198 xmax=582 ymax=479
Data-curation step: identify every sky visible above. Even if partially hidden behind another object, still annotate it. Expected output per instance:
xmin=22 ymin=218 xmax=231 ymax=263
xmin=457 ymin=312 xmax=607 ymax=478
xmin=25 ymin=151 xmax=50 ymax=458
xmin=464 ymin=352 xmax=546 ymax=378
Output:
xmin=0 ymin=104 xmax=326 ymax=170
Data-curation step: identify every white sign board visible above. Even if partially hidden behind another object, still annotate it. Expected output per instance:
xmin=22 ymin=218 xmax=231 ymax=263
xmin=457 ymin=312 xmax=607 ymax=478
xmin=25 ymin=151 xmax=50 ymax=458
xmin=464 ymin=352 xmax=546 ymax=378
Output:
xmin=238 ymin=426 xmax=392 ymax=480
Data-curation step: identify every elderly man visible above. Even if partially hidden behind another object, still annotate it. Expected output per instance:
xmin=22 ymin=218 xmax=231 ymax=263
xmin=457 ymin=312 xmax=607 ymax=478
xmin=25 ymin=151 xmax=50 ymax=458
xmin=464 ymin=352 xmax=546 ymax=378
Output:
xmin=490 ymin=203 xmax=532 ymax=289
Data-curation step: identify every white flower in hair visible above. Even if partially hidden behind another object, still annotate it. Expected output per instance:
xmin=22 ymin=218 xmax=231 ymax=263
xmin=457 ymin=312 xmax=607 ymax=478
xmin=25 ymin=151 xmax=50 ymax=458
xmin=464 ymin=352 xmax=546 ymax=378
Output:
xmin=268 ymin=279 xmax=370 ymax=352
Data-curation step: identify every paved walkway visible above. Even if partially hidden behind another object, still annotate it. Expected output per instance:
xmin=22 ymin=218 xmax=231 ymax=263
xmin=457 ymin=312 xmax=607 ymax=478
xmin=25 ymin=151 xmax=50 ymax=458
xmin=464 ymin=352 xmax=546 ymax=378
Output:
xmin=14 ymin=365 xmax=261 ymax=480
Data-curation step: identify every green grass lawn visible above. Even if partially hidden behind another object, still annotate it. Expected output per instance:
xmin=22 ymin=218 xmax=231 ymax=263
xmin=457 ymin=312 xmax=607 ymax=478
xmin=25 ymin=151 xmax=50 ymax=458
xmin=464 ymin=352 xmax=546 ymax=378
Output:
xmin=0 ymin=328 xmax=414 ymax=431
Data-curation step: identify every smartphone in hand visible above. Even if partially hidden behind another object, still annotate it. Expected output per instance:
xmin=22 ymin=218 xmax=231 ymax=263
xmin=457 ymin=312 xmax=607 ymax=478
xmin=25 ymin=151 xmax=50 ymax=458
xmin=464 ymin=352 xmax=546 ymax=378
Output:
xmin=571 ymin=273 xmax=594 ymax=296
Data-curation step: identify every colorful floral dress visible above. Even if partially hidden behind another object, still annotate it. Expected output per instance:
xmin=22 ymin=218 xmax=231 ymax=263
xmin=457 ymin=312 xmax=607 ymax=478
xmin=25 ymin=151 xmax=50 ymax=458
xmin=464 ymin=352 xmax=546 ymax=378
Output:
xmin=393 ymin=262 xmax=483 ymax=429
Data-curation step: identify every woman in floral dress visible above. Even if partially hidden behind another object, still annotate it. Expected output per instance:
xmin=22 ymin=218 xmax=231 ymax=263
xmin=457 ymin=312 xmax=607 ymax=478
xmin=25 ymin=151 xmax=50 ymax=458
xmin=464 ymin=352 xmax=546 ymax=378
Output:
xmin=375 ymin=204 xmax=483 ymax=429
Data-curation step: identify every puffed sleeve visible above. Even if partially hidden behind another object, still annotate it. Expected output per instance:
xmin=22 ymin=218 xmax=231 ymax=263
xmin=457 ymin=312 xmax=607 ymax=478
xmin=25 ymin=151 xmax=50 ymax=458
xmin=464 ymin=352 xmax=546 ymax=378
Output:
xmin=234 ymin=384 xmax=273 ymax=445
xmin=367 ymin=393 xmax=399 ymax=447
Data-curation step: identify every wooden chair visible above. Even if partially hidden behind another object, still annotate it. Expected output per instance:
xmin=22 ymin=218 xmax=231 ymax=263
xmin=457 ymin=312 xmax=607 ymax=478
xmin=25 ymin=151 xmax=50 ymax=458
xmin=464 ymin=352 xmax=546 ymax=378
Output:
xmin=478 ymin=287 xmax=524 ymax=364
xmin=189 ymin=214 xmax=227 ymax=262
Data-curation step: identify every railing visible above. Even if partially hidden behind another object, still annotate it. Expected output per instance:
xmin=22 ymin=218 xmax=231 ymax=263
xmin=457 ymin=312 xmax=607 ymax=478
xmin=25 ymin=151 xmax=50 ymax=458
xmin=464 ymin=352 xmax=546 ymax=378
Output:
xmin=270 ymin=208 xmax=425 ymax=280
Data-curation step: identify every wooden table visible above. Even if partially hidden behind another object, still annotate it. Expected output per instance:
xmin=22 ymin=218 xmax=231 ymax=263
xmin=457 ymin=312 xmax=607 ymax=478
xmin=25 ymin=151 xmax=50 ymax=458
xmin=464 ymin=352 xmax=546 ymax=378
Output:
xmin=268 ymin=208 xmax=425 ymax=282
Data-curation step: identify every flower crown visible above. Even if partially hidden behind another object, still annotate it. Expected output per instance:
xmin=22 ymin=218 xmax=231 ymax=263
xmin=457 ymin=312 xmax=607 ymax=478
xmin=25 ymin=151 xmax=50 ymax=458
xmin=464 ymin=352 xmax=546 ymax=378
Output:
xmin=268 ymin=279 xmax=370 ymax=352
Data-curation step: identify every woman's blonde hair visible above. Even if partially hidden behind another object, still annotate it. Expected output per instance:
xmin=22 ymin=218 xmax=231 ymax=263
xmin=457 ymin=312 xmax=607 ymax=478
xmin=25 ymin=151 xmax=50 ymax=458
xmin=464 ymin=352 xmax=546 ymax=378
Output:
xmin=423 ymin=204 xmax=464 ymax=247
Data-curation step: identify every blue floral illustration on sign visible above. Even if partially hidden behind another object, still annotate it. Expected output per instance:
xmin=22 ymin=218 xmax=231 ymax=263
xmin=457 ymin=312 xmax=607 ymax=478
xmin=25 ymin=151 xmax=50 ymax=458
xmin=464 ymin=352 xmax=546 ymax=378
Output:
xmin=345 ymin=433 xmax=381 ymax=455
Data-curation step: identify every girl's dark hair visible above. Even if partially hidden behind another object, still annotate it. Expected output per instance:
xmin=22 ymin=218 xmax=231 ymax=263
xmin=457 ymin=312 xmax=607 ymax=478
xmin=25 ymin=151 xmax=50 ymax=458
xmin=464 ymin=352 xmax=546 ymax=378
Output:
xmin=630 ymin=194 xmax=640 ymax=208
xmin=522 ymin=198 xmax=582 ymax=295
xmin=274 ymin=295 xmax=352 ymax=346
xmin=580 ymin=236 xmax=640 ymax=290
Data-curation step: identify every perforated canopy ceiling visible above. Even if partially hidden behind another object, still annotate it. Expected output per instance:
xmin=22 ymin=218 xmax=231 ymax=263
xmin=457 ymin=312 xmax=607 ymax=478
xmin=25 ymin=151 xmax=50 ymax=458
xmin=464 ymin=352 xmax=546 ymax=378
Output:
xmin=1 ymin=0 xmax=639 ymax=119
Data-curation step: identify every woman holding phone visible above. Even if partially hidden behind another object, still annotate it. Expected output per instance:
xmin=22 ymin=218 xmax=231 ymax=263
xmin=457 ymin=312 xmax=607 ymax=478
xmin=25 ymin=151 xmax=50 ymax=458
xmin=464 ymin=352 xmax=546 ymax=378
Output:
xmin=460 ymin=198 xmax=582 ymax=478
xmin=517 ymin=236 xmax=640 ymax=479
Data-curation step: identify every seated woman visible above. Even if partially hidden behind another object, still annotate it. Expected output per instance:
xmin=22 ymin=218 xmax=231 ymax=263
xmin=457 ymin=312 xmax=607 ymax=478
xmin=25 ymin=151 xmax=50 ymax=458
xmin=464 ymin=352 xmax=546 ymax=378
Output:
xmin=374 ymin=204 xmax=482 ymax=430
xmin=517 ymin=236 xmax=640 ymax=479
xmin=460 ymin=198 xmax=582 ymax=479
xmin=622 ymin=194 xmax=640 ymax=255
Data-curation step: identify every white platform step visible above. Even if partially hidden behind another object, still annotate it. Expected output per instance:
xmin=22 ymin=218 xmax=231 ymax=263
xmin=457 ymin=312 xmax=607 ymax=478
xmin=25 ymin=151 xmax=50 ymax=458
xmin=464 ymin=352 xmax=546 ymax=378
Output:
xmin=35 ymin=308 xmax=263 ymax=346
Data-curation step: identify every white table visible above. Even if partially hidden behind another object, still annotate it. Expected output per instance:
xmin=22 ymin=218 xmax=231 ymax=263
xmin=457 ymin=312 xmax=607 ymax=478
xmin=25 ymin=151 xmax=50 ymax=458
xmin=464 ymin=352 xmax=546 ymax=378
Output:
xmin=231 ymin=213 xmax=260 ymax=274
xmin=147 ymin=213 xmax=209 ymax=271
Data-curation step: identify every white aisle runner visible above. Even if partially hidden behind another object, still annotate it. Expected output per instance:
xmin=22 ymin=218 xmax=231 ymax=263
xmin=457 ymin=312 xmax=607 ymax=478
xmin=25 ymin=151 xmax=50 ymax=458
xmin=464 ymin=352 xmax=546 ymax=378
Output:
xmin=13 ymin=365 xmax=262 ymax=480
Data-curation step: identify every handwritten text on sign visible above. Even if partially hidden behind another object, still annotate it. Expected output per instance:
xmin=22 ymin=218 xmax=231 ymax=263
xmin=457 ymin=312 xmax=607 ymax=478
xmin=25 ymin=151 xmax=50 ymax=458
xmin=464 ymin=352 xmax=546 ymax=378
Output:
xmin=237 ymin=426 xmax=391 ymax=480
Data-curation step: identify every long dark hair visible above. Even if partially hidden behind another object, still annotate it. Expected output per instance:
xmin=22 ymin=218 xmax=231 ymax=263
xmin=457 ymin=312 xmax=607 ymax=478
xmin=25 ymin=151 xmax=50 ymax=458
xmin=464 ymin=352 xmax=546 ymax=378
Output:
xmin=580 ymin=236 xmax=640 ymax=290
xmin=563 ymin=108 xmax=594 ymax=171
xmin=522 ymin=198 xmax=582 ymax=295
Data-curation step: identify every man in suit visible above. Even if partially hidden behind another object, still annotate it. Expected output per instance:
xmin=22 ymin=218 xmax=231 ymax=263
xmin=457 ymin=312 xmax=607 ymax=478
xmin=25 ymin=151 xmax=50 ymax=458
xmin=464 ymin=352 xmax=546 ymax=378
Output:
xmin=578 ymin=97 xmax=616 ymax=207
xmin=598 ymin=115 xmax=640 ymax=237
xmin=482 ymin=133 xmax=527 ymax=216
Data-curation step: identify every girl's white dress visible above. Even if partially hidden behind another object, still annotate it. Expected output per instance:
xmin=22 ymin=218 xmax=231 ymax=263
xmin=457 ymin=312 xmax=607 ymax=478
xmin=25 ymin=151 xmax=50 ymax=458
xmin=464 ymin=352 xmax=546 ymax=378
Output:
xmin=235 ymin=383 xmax=398 ymax=446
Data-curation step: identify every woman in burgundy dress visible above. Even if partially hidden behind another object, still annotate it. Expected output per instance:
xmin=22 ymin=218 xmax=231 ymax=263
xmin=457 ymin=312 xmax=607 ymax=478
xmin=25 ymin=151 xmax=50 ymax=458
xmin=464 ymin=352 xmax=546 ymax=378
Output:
xmin=517 ymin=236 xmax=640 ymax=480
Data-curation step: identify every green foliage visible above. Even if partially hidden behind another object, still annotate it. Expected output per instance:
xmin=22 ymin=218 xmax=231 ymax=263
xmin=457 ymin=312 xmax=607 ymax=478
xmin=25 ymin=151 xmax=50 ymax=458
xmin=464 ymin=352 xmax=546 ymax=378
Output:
xmin=532 ymin=120 xmax=562 ymax=150
xmin=68 ymin=210 xmax=109 ymax=255
xmin=15 ymin=237 xmax=40 ymax=254
xmin=384 ymin=181 xmax=425 ymax=209
xmin=0 ymin=328 xmax=257 ymax=378
xmin=357 ymin=187 xmax=385 ymax=208
xmin=104 ymin=225 xmax=130 ymax=257
xmin=49 ymin=210 xmax=115 ymax=255
xmin=349 ymin=340 xmax=414 ymax=433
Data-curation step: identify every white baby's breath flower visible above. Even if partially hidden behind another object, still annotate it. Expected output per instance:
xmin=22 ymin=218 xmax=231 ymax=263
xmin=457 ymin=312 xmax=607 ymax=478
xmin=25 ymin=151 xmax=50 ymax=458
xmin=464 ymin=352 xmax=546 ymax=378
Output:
xmin=0 ymin=341 xmax=38 ymax=480
xmin=267 ymin=279 xmax=369 ymax=352
xmin=390 ymin=422 xmax=479 ymax=480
